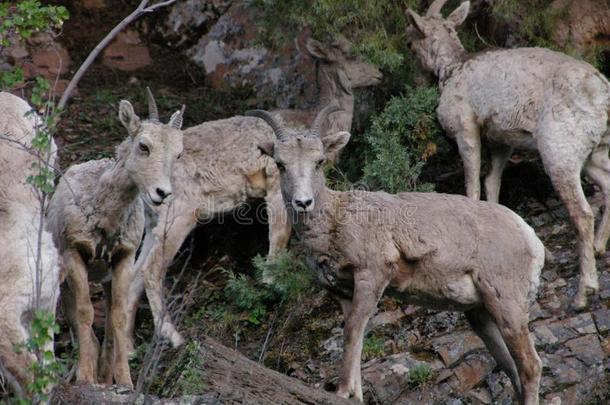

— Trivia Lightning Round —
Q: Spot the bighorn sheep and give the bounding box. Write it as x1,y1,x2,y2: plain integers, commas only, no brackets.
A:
46,89,184,388
406,0,610,309
125,38,382,346
247,105,545,404
0,92,60,396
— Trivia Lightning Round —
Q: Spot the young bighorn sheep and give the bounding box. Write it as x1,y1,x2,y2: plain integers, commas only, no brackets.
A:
406,0,610,309
46,89,184,388
247,105,545,404
125,38,382,346
0,92,60,396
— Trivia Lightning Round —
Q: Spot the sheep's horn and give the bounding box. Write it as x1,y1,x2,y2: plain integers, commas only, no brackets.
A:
245,110,288,139
311,104,342,137
169,105,186,129
426,0,448,16
146,87,159,122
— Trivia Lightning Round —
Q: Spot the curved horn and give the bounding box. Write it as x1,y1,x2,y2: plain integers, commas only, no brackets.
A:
169,105,186,129
311,104,342,137
146,87,159,122
426,0,448,16
245,110,288,139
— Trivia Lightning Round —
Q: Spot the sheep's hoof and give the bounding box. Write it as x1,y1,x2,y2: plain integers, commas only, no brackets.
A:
594,238,607,256
170,332,185,348
336,389,350,399
571,283,597,311
571,295,588,312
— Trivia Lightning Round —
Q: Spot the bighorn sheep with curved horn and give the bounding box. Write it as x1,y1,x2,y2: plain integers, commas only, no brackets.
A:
247,105,545,404
406,0,610,309
47,88,185,388
124,37,382,347
0,92,61,397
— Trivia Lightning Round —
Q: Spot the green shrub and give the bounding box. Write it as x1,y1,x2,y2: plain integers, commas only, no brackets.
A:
490,0,568,50
224,271,269,325
0,1,68,46
14,310,63,404
0,1,69,92
248,0,420,72
252,250,313,304
208,251,312,328
362,85,440,193
408,363,434,388
362,334,386,361
158,341,207,396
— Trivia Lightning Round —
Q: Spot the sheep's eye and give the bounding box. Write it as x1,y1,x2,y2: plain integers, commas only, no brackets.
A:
177,152,183,160
139,142,150,154
315,159,325,170
276,162,286,172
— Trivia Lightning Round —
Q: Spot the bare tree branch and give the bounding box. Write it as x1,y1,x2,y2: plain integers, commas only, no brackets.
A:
57,0,177,111
143,0,177,12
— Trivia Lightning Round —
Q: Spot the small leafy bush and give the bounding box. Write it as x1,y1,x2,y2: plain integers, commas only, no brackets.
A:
252,250,313,304
408,363,434,388
0,1,68,46
212,251,312,327
491,0,566,50
362,334,387,361
14,310,63,403
248,0,421,72
224,271,269,325
362,85,440,193
0,1,69,91
158,341,207,396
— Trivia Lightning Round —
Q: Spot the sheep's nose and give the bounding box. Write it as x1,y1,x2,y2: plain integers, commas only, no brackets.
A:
156,188,171,200
294,198,313,210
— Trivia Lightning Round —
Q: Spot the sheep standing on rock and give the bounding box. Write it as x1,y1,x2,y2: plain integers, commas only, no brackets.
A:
46,89,184,388
405,0,610,309
0,92,60,396
247,105,545,404
124,37,382,347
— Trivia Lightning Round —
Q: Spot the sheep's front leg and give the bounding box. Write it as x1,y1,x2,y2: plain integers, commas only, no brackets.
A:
263,186,291,284
125,223,158,353
110,252,136,388
336,274,386,401
64,249,99,383
98,281,114,384
456,125,482,200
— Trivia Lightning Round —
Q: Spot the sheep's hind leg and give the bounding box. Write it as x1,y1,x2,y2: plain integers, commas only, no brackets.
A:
475,282,541,405
584,143,610,254
484,143,512,203
0,314,37,396
539,136,597,309
455,124,482,200
465,307,521,397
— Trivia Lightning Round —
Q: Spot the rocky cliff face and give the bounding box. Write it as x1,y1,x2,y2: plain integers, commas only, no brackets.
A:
161,1,319,110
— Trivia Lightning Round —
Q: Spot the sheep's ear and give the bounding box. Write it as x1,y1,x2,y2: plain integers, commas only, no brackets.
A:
406,9,429,35
118,100,141,136
305,38,338,62
447,1,470,27
322,131,350,158
258,141,274,157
